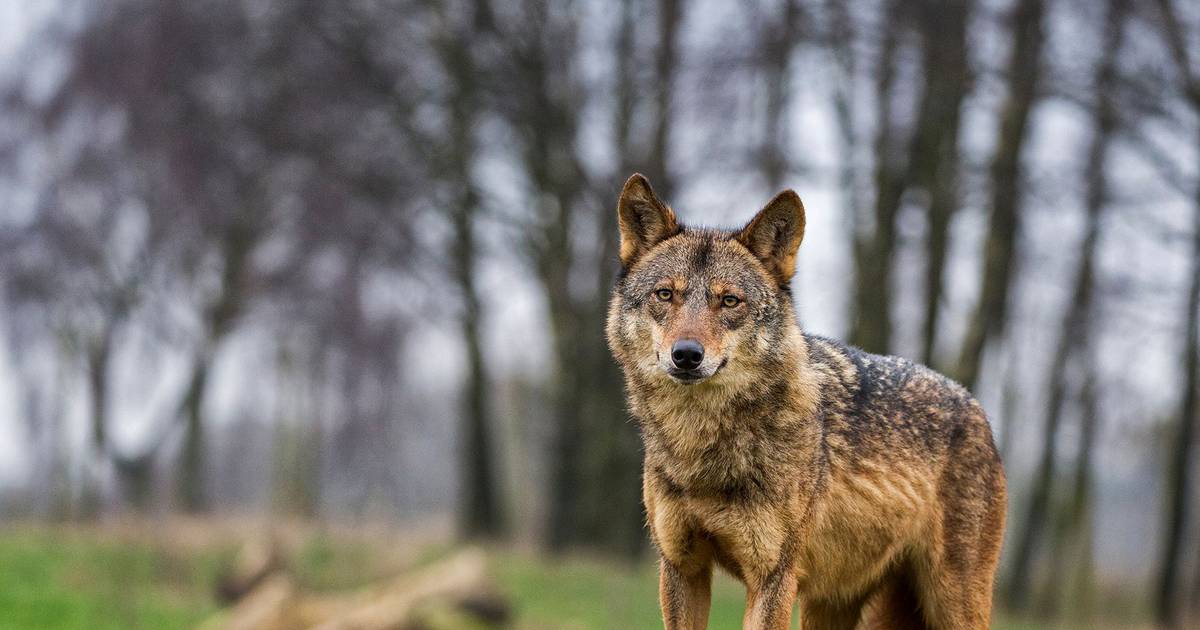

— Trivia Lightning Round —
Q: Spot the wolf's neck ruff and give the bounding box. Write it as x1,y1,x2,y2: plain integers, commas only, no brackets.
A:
632,329,824,503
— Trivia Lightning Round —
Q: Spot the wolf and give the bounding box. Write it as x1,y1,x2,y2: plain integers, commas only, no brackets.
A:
605,174,1007,629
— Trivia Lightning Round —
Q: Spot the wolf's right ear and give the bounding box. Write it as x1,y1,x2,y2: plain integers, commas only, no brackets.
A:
617,173,679,266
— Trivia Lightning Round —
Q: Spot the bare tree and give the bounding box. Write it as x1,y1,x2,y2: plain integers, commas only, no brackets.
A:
4,0,432,515
1010,2,1129,614
849,0,973,362
911,0,972,367
850,0,908,355
955,0,1047,391
759,0,802,192
645,0,683,197
435,0,505,540
483,0,591,551
1150,0,1200,624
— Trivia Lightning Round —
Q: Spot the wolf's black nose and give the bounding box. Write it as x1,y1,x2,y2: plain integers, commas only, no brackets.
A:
671,339,705,370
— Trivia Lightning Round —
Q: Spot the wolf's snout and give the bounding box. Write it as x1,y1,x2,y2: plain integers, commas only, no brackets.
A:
670,339,705,370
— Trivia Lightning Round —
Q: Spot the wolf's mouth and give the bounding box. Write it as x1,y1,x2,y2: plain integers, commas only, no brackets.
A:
667,369,705,383
665,358,727,385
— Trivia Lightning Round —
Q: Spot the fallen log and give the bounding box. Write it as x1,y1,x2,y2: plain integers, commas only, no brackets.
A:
205,547,510,629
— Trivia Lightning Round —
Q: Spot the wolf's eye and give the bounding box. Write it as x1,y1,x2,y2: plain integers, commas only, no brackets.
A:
721,295,741,308
655,289,674,302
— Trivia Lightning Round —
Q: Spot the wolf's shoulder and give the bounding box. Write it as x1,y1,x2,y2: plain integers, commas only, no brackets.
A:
801,333,988,454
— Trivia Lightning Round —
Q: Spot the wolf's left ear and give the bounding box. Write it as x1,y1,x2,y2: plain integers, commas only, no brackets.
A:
618,173,679,266
735,190,806,285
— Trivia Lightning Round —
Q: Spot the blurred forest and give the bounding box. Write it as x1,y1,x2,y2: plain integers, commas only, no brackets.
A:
1,0,1200,626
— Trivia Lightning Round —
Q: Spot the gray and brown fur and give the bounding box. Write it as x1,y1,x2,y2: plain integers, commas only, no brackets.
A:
606,174,1006,629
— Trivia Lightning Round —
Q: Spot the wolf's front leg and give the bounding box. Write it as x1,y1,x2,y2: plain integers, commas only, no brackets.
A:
659,557,712,630
742,563,798,630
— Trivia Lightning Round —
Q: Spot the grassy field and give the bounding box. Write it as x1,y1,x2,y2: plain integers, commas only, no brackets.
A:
0,522,1149,629
0,527,225,629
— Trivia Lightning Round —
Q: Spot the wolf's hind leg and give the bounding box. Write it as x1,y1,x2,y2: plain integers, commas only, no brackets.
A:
857,568,930,630
913,430,1007,629
798,597,864,630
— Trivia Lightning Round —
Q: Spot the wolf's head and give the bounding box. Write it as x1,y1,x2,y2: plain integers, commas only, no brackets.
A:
606,173,806,391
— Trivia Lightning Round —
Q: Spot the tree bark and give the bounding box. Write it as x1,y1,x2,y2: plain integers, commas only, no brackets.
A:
827,0,861,251
178,353,211,512
911,0,972,367
545,243,584,552
1151,1,1200,625
453,175,503,541
1036,363,1099,618
1069,368,1099,616
442,1,504,541
80,327,114,517
760,0,800,192
1158,163,1200,628
179,214,254,512
850,0,906,355
644,0,682,198
1005,0,1121,612
954,0,1046,391
503,2,588,551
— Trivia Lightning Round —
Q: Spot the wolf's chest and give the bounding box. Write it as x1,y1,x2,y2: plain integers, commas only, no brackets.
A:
645,417,788,503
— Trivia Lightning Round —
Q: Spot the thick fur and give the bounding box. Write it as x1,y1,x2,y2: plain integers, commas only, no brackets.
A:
606,174,1006,630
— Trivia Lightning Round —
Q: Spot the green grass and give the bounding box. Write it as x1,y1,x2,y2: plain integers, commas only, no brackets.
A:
0,528,227,630
490,555,1086,630
0,525,1152,629
495,552,747,629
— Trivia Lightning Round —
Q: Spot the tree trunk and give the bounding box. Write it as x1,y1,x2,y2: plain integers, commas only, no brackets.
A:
1156,128,1200,630
178,215,252,513
997,349,1020,465
115,457,155,510
443,2,503,540
850,0,906,355
911,0,971,367
455,210,502,539
501,2,591,554
1150,2,1200,625
954,0,1045,391
545,255,584,552
827,0,863,270
760,0,800,192
1070,369,1099,617
80,329,114,518
1005,0,1120,611
1034,2,1126,617
47,343,73,520
644,0,682,198
178,354,211,512
544,0,685,557
85,318,160,512
86,332,112,451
